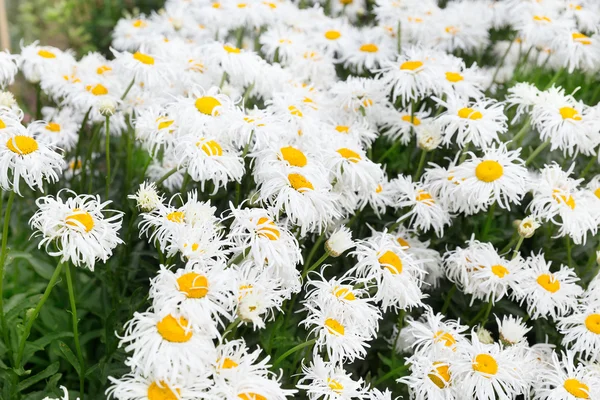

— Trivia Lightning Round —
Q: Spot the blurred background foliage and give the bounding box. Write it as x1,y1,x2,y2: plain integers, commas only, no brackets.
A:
7,0,165,56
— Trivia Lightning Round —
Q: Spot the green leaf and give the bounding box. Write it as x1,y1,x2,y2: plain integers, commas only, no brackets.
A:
22,332,74,363
57,341,80,375
9,252,55,280
17,361,59,391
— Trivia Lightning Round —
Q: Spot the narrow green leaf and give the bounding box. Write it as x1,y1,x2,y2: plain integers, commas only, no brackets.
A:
17,361,59,391
9,252,54,280
57,341,81,375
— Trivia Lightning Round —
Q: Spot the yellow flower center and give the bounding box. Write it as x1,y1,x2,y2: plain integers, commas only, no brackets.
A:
325,30,341,40
166,211,185,223
457,107,483,120
340,0,353,4
491,264,509,278
335,125,349,133
133,19,147,28
97,65,112,75
397,238,410,248
472,354,498,376
288,105,303,117
237,2,247,7
257,217,280,240
45,122,61,132
324,318,345,336
378,250,403,274
279,146,307,167
585,314,600,334
66,209,95,232
147,381,180,400
375,184,383,193
333,286,356,301
446,72,464,82
0,119,5,129
564,378,590,399
559,106,582,121
416,191,434,204
594,188,600,199
6,136,39,155
219,357,239,369
552,189,576,209
400,60,423,71
434,330,456,347
337,148,361,163
288,173,314,192
200,140,223,156
177,272,209,298
37,49,56,59
445,26,458,35
157,119,174,130
238,393,266,400
195,96,221,115
224,45,241,53
475,160,504,182
156,315,192,342
533,15,552,22
87,84,108,96
572,32,591,45
537,274,560,293
133,52,155,65
428,362,451,389
359,43,378,52
327,378,344,392
401,115,421,126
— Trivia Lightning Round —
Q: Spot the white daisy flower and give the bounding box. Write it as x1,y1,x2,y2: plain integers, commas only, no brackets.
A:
149,262,236,338
512,252,583,321
297,355,370,400
30,189,123,270
496,315,531,346
0,51,18,88
558,302,600,362
106,371,212,400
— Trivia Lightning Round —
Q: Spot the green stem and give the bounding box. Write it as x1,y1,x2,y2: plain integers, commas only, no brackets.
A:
305,231,326,268
219,71,228,89
511,236,524,260
379,140,402,163
566,237,572,269
481,301,494,324
236,27,245,48
581,157,597,179
0,190,15,364
242,82,255,109
155,166,179,186
65,263,85,399
396,21,402,54
71,107,92,185
458,142,471,163
486,37,515,92
105,116,111,199
120,77,135,101
510,116,531,148
221,318,240,342
441,284,457,314
544,67,564,90
35,84,42,120
414,149,427,181
80,123,101,191
525,141,550,166
16,261,64,367
272,338,317,368
373,364,410,386
301,251,330,279
481,202,496,241
236,130,254,206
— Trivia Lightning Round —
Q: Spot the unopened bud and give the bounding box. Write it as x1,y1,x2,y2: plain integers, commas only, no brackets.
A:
0,91,16,108
476,326,494,344
518,216,539,238
98,98,117,116
325,226,355,257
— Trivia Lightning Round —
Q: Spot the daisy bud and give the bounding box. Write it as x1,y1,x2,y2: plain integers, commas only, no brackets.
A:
128,181,163,212
497,315,530,346
476,326,494,344
98,98,117,116
0,91,16,108
596,250,600,266
325,226,355,257
518,216,539,238
417,124,442,151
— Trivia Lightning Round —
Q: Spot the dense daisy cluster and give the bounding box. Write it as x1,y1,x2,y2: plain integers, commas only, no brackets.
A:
1,0,600,399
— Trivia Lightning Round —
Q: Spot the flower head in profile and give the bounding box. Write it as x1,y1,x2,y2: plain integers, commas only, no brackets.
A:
30,189,123,270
